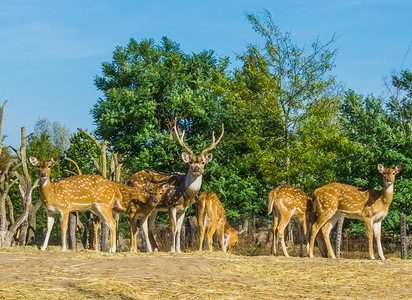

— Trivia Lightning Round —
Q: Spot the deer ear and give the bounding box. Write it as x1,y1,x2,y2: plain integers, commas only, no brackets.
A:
395,164,402,173
377,164,385,173
50,157,58,165
29,156,38,166
181,152,191,163
204,153,213,164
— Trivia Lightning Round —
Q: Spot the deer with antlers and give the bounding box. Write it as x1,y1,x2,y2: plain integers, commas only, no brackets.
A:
30,157,123,253
309,164,402,260
128,118,224,253
197,191,245,253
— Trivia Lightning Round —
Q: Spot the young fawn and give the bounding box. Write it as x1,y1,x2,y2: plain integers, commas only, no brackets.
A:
309,164,402,260
30,157,123,253
114,182,164,252
197,191,245,253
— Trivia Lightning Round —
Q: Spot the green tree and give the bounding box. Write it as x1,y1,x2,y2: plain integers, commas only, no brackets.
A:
24,119,71,244
31,118,70,158
231,11,344,189
339,89,412,233
390,69,412,127
92,37,229,172
63,130,99,177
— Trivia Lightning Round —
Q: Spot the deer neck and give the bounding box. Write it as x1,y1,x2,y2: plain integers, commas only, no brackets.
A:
183,172,203,201
381,183,394,206
39,177,54,205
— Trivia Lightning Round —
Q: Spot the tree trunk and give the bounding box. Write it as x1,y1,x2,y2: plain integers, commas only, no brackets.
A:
68,212,77,250
27,200,42,245
100,224,109,252
0,230,12,247
18,220,28,246
334,217,344,258
284,121,291,185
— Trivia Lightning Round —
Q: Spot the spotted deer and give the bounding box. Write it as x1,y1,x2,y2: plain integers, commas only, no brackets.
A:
197,191,245,253
128,118,224,253
90,181,163,252
309,164,402,260
114,182,164,252
268,185,326,257
29,157,123,253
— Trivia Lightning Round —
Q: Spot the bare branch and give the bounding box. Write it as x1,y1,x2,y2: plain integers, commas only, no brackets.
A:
78,128,102,150
64,157,82,175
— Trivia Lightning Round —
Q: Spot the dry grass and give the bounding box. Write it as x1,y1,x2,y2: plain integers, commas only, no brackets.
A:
0,246,411,299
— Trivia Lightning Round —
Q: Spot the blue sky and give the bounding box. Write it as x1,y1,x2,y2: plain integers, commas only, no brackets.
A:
1,0,411,147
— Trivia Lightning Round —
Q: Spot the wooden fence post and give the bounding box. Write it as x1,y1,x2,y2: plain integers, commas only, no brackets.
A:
400,213,407,260
335,217,344,258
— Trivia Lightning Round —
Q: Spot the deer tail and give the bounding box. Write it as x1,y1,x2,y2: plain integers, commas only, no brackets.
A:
268,190,275,215
206,199,213,220
312,193,317,213
114,186,126,213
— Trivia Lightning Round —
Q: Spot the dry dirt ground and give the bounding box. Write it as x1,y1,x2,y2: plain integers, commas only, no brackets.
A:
0,246,411,299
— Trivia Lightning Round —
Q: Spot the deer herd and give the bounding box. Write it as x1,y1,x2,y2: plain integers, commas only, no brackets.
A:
29,118,402,260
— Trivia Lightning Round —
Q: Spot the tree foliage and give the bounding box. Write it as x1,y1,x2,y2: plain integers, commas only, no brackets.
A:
228,11,348,191
339,88,412,233
5,12,407,245
92,37,229,171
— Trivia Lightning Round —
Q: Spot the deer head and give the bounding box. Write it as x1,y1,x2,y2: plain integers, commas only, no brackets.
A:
378,164,402,187
142,181,169,206
30,157,58,182
173,118,224,176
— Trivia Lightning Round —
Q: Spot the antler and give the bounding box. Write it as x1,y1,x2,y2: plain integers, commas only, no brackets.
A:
173,118,194,155
201,123,224,155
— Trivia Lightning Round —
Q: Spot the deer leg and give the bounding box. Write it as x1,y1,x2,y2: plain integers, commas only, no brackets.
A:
175,210,186,253
321,214,340,258
197,211,206,251
130,215,138,252
206,220,218,251
41,213,55,251
141,216,153,253
148,211,158,252
60,211,70,251
296,219,304,258
215,223,226,252
107,212,117,253
302,217,311,256
309,213,334,258
373,221,385,260
92,216,100,251
364,218,375,260
315,230,328,258
271,213,279,256
278,212,292,257
168,208,178,252
93,207,117,253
